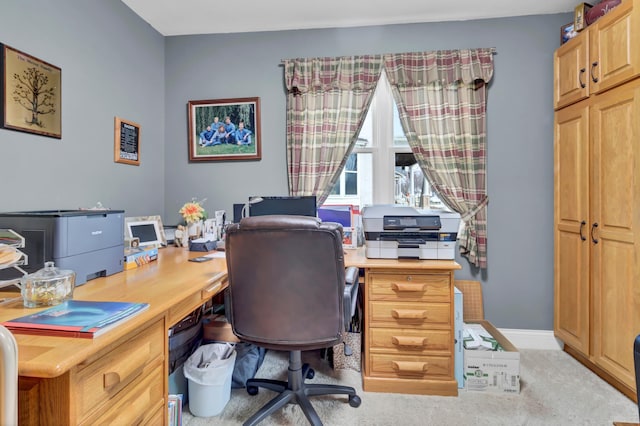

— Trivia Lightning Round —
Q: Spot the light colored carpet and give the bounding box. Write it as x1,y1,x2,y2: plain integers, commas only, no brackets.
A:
183,348,639,426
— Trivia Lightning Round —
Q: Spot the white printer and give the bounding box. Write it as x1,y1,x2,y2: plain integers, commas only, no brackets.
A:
362,205,460,260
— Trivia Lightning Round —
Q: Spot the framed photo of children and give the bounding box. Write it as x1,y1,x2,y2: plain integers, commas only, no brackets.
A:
1,44,62,139
188,97,261,162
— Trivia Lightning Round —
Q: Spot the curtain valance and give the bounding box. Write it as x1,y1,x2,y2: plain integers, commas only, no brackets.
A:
383,48,495,87
283,48,495,93
283,56,384,93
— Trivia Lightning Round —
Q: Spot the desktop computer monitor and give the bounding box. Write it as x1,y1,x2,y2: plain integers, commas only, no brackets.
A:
248,196,317,218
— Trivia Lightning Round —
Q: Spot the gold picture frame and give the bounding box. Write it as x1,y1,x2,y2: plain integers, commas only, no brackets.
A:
114,116,141,166
1,44,61,139
574,3,593,32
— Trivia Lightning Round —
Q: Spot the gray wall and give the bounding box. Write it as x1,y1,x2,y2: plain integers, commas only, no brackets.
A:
1,0,571,331
165,14,571,330
0,0,165,217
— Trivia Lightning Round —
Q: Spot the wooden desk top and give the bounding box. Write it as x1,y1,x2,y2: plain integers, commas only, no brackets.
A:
1,246,459,379
0,247,227,379
345,248,461,271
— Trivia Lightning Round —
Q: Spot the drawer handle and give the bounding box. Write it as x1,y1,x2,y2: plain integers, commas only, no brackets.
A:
103,365,144,391
392,336,428,347
204,282,222,294
391,309,427,320
103,371,121,388
392,360,428,373
391,283,426,292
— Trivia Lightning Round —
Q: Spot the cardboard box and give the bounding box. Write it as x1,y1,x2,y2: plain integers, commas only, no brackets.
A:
124,246,158,270
463,320,520,393
203,314,240,343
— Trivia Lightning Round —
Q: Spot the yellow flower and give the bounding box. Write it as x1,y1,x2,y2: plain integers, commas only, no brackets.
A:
179,198,207,224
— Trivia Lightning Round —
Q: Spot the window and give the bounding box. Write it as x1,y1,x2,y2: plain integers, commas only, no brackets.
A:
325,73,443,210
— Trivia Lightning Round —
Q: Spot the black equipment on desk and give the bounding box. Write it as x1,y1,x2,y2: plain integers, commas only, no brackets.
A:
247,196,317,218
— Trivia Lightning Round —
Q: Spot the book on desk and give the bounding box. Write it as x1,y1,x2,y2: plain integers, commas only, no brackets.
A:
1,300,149,338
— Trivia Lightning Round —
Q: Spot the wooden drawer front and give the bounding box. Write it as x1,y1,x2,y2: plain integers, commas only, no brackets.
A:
369,301,450,328
75,320,164,420
369,353,451,379
201,279,225,301
369,327,452,354
169,292,203,325
369,273,450,302
81,362,164,426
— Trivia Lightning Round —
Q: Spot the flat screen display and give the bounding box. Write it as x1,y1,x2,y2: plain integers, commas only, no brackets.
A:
248,196,317,218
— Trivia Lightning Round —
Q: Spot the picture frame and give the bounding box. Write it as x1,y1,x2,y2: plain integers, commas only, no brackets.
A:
0,44,62,139
560,22,577,45
124,215,167,248
574,3,593,32
114,116,141,166
188,97,261,162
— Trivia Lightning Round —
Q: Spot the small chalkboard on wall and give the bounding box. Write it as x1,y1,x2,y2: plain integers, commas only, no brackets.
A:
114,116,141,166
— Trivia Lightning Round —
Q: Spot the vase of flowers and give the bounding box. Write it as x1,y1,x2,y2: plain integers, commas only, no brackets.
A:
179,198,207,239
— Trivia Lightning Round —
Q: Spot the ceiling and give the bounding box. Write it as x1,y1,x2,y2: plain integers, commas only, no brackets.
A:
121,0,577,36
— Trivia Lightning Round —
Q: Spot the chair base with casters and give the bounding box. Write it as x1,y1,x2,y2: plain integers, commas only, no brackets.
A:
243,350,361,426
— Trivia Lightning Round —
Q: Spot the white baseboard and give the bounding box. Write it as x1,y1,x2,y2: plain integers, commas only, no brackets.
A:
497,328,564,350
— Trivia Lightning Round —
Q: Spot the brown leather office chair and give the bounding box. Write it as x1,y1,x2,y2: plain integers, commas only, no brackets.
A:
225,215,361,426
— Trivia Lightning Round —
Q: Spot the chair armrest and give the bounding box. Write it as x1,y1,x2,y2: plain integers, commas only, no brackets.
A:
343,266,360,328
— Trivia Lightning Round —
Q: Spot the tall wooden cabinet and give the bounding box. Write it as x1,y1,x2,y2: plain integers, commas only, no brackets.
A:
554,0,640,400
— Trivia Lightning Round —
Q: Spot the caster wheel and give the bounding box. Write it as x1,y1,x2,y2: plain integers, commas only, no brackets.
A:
348,395,361,408
306,368,315,380
247,386,259,396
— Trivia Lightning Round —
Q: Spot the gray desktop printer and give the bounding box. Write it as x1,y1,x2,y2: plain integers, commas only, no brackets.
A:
362,205,460,260
0,210,125,285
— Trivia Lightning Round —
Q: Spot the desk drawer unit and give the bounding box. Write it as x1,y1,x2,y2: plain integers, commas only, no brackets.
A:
74,319,165,423
364,270,457,396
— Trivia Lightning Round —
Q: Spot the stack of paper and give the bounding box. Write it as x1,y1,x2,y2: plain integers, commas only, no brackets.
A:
463,323,503,351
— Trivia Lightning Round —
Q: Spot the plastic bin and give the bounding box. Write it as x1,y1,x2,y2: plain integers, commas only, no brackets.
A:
184,343,237,417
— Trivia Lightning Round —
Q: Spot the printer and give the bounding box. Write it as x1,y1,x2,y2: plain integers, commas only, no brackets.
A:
0,210,125,285
362,205,461,260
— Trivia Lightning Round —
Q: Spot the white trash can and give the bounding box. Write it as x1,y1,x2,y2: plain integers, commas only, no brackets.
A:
184,343,237,417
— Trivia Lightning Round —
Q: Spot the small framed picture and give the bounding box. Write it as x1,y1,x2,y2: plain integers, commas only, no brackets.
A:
574,3,593,32
561,23,577,45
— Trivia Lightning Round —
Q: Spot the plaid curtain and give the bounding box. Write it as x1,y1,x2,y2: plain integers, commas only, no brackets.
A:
283,56,383,205
384,49,494,268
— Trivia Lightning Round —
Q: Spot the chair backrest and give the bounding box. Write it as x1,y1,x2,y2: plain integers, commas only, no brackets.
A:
225,215,346,351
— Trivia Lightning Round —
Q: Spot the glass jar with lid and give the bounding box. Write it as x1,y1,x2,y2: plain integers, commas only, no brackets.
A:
21,261,75,308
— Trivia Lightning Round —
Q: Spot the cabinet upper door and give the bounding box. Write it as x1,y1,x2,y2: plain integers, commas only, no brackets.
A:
590,0,640,94
554,35,589,110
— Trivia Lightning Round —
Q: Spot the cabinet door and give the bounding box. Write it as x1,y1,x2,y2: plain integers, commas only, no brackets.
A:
590,79,640,389
590,0,640,94
554,34,589,110
554,101,590,353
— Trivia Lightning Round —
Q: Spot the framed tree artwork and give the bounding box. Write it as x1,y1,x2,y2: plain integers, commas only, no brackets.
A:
188,97,261,162
0,44,62,139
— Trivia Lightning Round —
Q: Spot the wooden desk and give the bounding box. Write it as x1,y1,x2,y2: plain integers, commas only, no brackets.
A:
345,249,461,396
0,247,227,426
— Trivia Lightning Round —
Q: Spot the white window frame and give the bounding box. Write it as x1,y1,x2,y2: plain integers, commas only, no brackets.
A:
326,72,414,207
